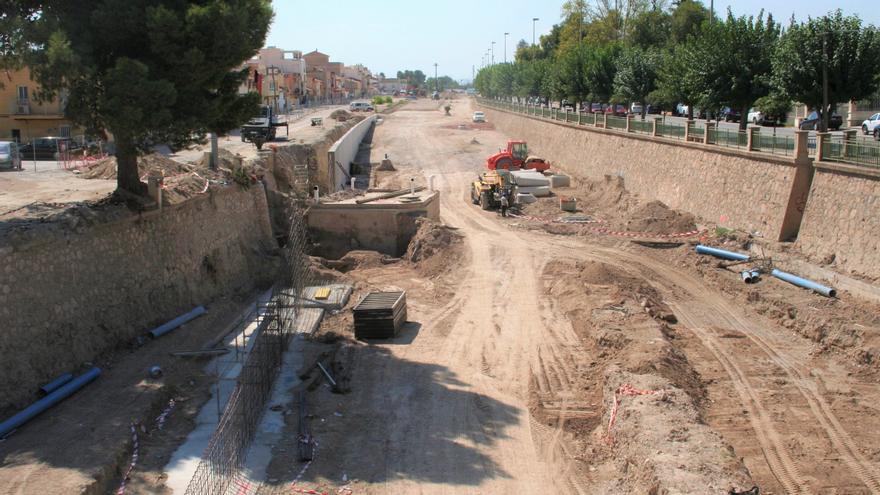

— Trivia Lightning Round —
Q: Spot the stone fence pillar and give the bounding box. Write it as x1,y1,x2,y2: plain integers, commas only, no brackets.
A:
703,121,715,145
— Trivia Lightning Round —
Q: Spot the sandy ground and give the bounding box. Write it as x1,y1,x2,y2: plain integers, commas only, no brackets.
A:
255,98,880,494
4,97,880,494
0,105,348,229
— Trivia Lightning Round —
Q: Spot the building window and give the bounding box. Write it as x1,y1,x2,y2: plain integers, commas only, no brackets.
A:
17,86,28,101
59,125,71,138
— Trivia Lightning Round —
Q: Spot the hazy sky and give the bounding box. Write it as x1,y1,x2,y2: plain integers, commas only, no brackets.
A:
266,0,878,81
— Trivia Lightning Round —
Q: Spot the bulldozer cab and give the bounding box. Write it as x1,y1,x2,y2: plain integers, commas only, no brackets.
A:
509,141,528,161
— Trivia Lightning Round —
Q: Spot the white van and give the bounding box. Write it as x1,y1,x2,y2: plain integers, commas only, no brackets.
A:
349,101,374,112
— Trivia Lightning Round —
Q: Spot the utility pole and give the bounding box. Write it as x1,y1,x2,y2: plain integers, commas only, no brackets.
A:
710,0,714,22
472,65,475,84
533,18,539,46
504,32,509,63
822,32,829,133
491,41,496,65
433,63,439,92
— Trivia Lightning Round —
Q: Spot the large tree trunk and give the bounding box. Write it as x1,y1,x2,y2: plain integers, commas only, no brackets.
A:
115,136,146,196
739,104,749,132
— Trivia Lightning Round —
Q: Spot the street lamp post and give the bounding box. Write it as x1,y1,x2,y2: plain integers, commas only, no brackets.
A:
532,18,539,46
491,41,496,65
433,63,439,92
504,32,509,63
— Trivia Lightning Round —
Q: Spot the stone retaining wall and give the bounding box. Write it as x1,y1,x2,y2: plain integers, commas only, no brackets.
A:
796,163,880,281
0,185,278,411
482,107,804,240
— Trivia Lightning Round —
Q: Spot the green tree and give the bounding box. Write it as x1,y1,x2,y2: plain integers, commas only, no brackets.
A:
669,0,708,44
555,42,591,103
584,43,621,102
772,11,880,131
20,1,273,195
655,42,702,118
629,9,672,48
613,47,661,117
687,10,780,129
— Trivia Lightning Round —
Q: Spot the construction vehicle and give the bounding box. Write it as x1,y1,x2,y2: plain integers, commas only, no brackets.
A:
471,169,516,213
241,105,289,150
486,140,550,172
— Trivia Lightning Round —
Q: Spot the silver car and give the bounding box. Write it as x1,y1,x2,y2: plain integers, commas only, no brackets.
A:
0,141,22,170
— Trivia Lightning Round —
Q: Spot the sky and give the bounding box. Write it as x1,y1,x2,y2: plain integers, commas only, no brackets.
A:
266,0,878,82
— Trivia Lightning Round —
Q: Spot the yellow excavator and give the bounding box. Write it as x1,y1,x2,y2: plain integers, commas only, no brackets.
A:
471,169,515,213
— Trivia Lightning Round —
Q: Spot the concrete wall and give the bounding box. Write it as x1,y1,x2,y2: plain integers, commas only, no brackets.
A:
482,107,806,240
307,191,440,258
328,115,376,191
0,186,278,410
796,163,880,281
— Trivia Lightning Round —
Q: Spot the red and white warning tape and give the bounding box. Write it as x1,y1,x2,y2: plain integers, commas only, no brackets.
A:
139,171,211,194
604,383,661,444
286,436,353,495
509,212,704,239
116,424,139,495
116,399,176,494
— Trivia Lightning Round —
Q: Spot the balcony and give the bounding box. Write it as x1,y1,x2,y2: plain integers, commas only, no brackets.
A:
8,98,64,117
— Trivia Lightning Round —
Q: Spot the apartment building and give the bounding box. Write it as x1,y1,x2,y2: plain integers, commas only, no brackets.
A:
0,67,80,142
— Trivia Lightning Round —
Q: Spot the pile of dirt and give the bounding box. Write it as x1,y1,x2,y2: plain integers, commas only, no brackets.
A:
538,259,751,492
624,200,697,234
80,153,192,180
405,218,464,278
194,148,243,171
316,250,396,273
330,109,353,121
592,368,754,494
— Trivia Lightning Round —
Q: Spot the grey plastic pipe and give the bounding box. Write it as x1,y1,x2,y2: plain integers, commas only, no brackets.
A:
149,306,207,339
771,269,837,298
0,367,101,438
695,245,750,261
39,373,74,396
740,271,754,283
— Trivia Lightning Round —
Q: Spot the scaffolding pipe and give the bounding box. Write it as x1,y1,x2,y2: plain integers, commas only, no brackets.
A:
39,373,74,396
0,367,101,438
149,306,207,339
771,269,837,298
695,245,750,261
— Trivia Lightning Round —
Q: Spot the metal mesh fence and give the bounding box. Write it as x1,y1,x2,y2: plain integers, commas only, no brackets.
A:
183,198,316,495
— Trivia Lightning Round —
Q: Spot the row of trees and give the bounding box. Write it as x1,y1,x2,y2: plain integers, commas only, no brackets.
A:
474,1,880,131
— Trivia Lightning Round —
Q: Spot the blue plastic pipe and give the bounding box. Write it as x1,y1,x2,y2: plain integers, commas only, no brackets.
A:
149,306,207,339
695,245,750,261
0,367,101,438
771,269,837,298
39,373,74,396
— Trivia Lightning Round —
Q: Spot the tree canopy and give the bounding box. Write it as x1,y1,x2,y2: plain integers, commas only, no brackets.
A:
7,0,273,195
772,10,880,131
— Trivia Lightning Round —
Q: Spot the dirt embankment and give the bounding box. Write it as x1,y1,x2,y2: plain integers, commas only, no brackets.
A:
537,259,754,493
518,174,698,238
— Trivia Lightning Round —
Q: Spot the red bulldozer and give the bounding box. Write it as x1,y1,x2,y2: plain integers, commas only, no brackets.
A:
486,140,550,172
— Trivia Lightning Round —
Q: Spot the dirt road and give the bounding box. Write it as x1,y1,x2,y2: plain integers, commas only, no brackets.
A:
268,98,880,494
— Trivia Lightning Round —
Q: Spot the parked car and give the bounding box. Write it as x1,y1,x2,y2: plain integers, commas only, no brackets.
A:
747,108,784,126
0,140,22,170
605,104,627,117
720,107,741,122
590,103,603,114
630,102,643,115
799,111,843,131
18,137,81,161
472,111,486,123
349,101,374,112
675,103,689,117
646,104,664,115
561,99,575,111
861,113,880,135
